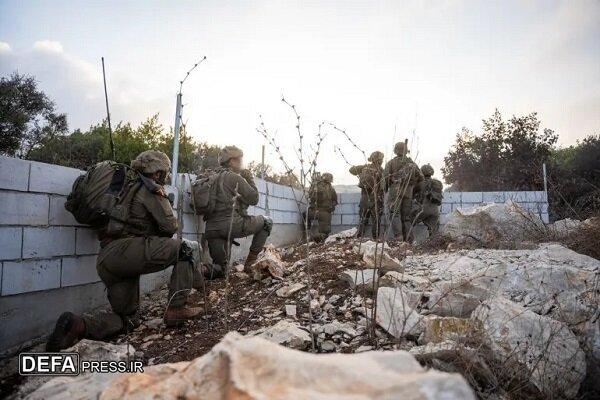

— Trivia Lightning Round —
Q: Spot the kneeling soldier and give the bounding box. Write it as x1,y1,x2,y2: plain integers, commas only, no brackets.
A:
47,150,201,352
204,146,272,277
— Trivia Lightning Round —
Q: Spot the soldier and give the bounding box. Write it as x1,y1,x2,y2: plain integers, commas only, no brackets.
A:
349,151,384,238
305,172,338,242
204,146,272,277
46,150,201,351
412,164,443,236
384,141,423,241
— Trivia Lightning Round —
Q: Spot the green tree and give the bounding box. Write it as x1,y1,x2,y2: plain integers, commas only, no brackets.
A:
442,110,557,191
0,72,68,156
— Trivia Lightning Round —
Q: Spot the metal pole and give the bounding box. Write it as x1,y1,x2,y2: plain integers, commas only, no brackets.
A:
171,92,182,186
262,145,270,215
101,57,115,160
261,145,266,180
542,162,548,195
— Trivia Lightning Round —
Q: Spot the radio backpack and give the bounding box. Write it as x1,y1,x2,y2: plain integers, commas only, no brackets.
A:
64,161,131,227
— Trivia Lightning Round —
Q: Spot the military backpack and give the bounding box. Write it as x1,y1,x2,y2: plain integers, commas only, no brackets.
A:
358,165,382,192
191,170,225,218
424,178,444,205
64,161,133,227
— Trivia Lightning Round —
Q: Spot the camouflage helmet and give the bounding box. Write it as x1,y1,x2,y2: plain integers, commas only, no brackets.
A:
393,142,407,156
322,172,333,183
131,150,171,174
368,151,384,164
218,145,244,165
421,164,434,177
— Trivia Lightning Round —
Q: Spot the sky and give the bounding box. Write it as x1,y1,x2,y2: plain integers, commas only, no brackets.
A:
1,0,599,184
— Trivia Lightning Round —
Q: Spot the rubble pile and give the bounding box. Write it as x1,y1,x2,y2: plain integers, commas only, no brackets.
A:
8,219,599,399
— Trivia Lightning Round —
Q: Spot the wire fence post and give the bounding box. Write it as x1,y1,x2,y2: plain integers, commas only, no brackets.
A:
171,92,182,187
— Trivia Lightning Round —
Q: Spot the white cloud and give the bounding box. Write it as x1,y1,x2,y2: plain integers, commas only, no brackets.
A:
0,42,11,53
33,40,63,53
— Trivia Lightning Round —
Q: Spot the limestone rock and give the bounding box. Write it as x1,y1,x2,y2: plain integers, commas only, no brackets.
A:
276,282,306,298
359,241,403,273
324,227,357,244
36,332,475,399
472,296,586,399
249,320,312,350
376,287,423,338
379,271,430,290
419,316,472,344
442,200,543,243
340,269,378,292
251,245,285,281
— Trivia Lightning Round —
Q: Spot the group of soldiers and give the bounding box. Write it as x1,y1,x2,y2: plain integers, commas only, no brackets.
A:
46,141,441,351
305,141,443,242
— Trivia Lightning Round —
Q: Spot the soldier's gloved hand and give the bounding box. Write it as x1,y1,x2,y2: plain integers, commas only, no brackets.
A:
240,169,254,182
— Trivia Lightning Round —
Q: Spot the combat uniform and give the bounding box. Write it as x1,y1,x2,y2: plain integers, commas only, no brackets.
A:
411,164,443,236
349,151,384,239
47,151,200,351
384,142,423,241
204,147,271,277
305,173,338,241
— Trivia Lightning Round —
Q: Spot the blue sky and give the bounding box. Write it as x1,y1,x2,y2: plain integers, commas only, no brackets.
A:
1,0,598,183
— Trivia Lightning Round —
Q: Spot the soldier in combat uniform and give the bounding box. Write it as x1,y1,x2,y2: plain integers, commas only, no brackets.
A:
204,146,272,277
304,172,338,242
349,151,384,239
384,141,423,241
412,164,443,236
47,150,202,351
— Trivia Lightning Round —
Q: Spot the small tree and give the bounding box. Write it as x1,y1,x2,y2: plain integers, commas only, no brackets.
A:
0,72,68,156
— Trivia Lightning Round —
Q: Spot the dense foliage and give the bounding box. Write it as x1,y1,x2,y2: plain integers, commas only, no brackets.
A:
443,110,599,219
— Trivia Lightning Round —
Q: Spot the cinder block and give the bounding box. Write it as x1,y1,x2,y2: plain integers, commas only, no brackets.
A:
1,258,61,295
273,183,285,198
282,186,294,199
0,192,49,226
293,188,305,200
23,227,75,259
0,227,22,261
541,212,549,224
255,179,267,195
342,214,359,225
268,197,280,210
61,256,100,287
257,194,266,209
482,192,506,203
28,161,83,195
461,192,483,203
182,213,201,235
331,214,342,225
75,228,99,255
504,191,538,203
281,198,299,212
273,211,286,224
49,195,81,226
341,192,361,204
0,156,30,191
444,192,461,203
341,203,357,214
441,203,452,214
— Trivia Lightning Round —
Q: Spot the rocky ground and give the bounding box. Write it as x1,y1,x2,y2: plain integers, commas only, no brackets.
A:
2,201,599,399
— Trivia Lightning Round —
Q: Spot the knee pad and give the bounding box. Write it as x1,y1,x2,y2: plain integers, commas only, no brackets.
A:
263,216,273,234
179,238,201,263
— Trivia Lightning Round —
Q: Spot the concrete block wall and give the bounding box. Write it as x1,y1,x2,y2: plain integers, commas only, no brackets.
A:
0,156,305,354
331,188,550,233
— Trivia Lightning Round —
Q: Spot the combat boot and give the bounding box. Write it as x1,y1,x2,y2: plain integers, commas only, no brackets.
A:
164,305,203,327
244,249,261,270
46,312,86,352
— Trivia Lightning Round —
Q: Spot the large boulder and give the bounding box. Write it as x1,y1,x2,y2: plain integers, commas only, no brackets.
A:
471,296,586,399
29,332,476,399
442,200,543,243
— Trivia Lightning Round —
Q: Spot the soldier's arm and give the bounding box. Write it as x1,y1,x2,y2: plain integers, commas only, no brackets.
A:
145,191,178,236
349,165,364,176
231,172,259,206
331,187,338,209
